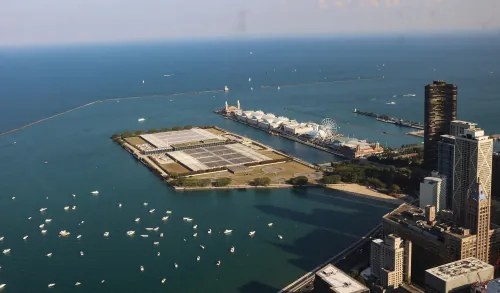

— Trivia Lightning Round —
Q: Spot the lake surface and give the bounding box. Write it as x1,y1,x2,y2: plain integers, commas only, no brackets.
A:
0,35,499,292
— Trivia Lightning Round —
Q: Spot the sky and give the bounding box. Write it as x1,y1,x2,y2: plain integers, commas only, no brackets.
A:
1,0,499,46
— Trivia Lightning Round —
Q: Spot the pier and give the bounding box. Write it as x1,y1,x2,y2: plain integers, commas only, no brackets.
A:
353,109,424,130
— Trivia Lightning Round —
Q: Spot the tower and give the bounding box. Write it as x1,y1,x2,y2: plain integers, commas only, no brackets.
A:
453,127,493,226
424,80,457,170
466,180,491,263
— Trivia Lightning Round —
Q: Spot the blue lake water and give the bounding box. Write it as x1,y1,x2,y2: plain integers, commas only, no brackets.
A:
0,35,499,292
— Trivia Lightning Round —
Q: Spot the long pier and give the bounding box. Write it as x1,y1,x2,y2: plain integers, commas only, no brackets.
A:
0,89,224,137
353,109,424,130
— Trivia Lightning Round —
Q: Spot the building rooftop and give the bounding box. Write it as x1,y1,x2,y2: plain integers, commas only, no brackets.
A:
426,257,493,282
316,264,369,293
451,120,478,126
383,203,474,240
141,128,224,149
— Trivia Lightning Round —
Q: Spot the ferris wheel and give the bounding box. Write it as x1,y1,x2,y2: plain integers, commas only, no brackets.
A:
320,118,338,140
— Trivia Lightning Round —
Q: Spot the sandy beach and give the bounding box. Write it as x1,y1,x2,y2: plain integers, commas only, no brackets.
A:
325,183,404,204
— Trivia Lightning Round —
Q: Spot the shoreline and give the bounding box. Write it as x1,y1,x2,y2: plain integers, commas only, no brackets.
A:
325,183,404,204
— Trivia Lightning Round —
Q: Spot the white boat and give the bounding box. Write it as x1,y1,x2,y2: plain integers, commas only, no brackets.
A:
278,235,283,240
11,197,15,200
174,263,178,269
80,251,84,256
0,284,5,289
154,242,159,246
28,217,32,220
101,280,105,283
127,231,135,236
224,229,233,235
140,235,149,238
251,87,254,91
216,260,221,266
200,245,205,250
142,80,145,84
143,202,148,206
166,210,172,214
72,206,76,210
2,249,11,254
249,231,256,236
224,85,229,92
193,225,197,229
162,278,166,284
208,229,212,234
45,219,52,223
153,227,159,232
248,77,252,82
268,223,273,227
0,236,3,241
40,208,47,212
76,234,81,239
46,252,52,257
197,256,200,261
41,230,47,234
91,190,99,195
135,218,140,222
39,224,45,228
149,209,155,214
193,233,198,237
118,203,122,208
230,246,235,253
64,206,70,211
48,283,55,288
160,233,164,238
162,216,169,221
75,282,81,286
72,194,76,198
182,217,193,222
277,86,281,90
103,232,110,237
59,230,70,237
23,235,28,240
145,228,154,231
140,265,144,272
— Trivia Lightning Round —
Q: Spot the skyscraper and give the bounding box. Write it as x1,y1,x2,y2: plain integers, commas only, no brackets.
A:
370,234,409,289
438,135,456,209
424,80,457,170
453,127,493,227
466,180,491,263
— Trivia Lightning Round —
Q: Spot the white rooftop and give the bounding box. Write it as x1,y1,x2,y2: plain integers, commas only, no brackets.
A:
140,128,223,149
317,264,368,293
426,257,493,281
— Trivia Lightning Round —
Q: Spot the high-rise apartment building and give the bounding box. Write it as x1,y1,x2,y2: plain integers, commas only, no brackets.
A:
452,128,493,227
371,234,408,289
419,175,447,212
493,152,500,199
424,80,457,170
437,135,456,209
450,120,477,137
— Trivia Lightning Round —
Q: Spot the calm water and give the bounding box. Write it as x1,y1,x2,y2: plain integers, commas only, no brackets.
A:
0,36,499,292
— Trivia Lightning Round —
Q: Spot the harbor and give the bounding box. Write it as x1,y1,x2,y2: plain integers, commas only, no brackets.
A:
352,109,424,130
215,101,385,160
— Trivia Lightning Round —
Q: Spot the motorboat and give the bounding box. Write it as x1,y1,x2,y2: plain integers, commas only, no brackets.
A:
63,206,70,211
166,210,172,214
193,233,198,237
174,263,178,269
224,229,232,235
91,191,99,195
0,236,3,241
75,282,81,286
103,232,110,237
154,242,159,246
72,194,76,198
216,260,221,266
268,223,273,227
41,230,47,234
230,246,235,253
193,225,197,229
118,203,122,208
127,231,135,236
23,235,28,240
153,227,159,232
140,235,148,238
45,219,52,223
48,283,55,288
249,231,256,236
143,202,148,206
39,224,45,228
80,251,84,256
46,253,52,257
183,217,193,222
200,245,205,250
140,266,144,272
2,249,11,254
76,234,81,239
72,206,76,210
135,218,140,222
160,233,164,238
145,228,154,231
59,230,70,237
208,229,212,234
149,209,155,214
162,278,166,284
278,235,283,240
162,216,169,221
197,256,200,261
40,208,47,212
28,217,32,220
0,284,5,289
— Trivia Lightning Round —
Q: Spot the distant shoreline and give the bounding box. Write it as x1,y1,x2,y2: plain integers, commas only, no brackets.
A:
325,183,404,205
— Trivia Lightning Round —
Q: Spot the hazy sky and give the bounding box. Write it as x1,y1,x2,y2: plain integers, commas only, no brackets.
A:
1,0,499,46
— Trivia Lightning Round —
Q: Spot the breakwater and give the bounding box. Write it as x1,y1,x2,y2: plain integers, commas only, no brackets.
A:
353,109,424,130
260,76,383,89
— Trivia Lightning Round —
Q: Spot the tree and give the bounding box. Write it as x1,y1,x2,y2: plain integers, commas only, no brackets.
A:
134,130,144,136
147,128,157,134
252,177,271,186
160,127,170,132
323,175,341,184
389,184,401,194
290,176,308,186
183,125,193,130
122,131,133,138
214,177,232,187
172,126,182,131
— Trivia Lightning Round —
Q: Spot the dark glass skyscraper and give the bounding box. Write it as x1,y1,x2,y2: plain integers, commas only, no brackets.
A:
424,80,457,170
